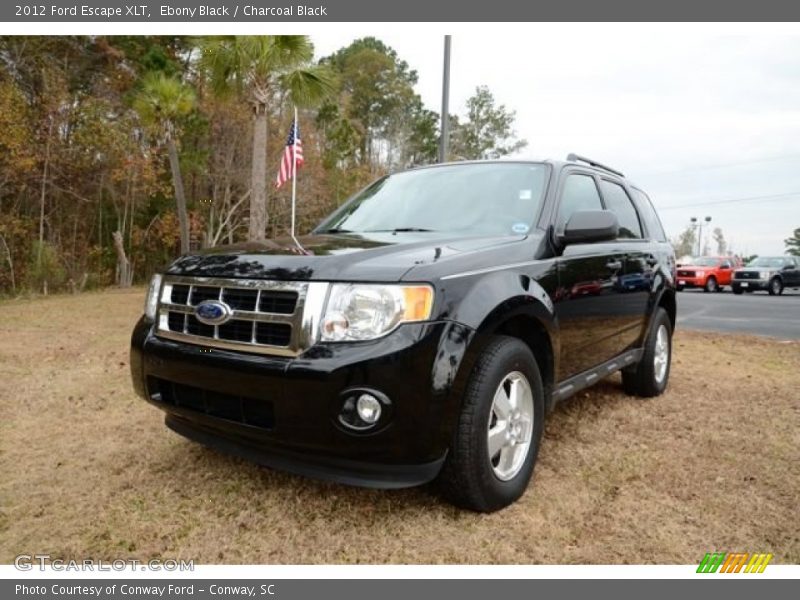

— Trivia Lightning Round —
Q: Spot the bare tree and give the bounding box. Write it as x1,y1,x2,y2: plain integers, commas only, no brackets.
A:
712,227,726,255
112,230,133,288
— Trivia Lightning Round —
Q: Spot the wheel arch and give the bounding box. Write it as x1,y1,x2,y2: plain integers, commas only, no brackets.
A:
656,287,677,332
434,269,559,445
449,296,558,416
492,314,556,412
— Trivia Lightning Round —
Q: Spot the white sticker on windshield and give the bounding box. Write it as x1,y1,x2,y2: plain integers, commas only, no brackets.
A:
519,189,532,200
512,222,530,234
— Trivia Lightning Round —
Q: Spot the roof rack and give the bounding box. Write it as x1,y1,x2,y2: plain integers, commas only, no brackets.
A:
566,153,624,177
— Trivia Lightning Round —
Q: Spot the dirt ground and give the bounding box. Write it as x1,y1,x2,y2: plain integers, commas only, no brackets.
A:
1,288,798,564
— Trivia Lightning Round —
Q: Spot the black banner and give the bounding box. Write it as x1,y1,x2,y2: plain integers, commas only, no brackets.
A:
4,0,800,22
4,579,798,600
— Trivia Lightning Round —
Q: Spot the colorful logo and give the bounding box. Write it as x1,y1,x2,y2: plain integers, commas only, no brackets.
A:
697,552,773,573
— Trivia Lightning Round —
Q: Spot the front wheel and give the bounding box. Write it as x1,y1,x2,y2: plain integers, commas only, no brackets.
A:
732,285,743,295
622,307,672,398
438,336,544,512
768,277,783,296
704,277,718,293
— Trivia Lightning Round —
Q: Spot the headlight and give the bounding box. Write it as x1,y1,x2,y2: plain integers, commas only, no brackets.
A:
320,283,434,342
144,274,163,322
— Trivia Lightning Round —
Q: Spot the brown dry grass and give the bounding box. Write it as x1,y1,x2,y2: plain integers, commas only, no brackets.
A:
1,288,798,565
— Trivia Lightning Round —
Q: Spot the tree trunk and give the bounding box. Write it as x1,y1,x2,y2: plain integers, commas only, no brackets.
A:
167,137,190,254
249,107,269,241
0,233,15,294
112,230,132,288
38,115,53,269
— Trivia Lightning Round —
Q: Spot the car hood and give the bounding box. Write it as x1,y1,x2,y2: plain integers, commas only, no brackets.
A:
737,267,775,274
165,231,535,282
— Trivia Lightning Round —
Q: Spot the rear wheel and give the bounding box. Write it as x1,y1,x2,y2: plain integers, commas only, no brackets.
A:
622,307,672,398
438,336,544,512
704,277,718,293
768,277,783,296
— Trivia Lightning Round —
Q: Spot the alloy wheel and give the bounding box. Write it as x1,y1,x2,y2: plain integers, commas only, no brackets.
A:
653,324,670,384
487,371,534,481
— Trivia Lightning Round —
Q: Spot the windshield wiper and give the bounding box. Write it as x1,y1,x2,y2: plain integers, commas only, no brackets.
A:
366,227,436,233
317,227,354,234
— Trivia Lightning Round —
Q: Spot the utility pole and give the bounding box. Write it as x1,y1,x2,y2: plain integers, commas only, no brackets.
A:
438,35,451,163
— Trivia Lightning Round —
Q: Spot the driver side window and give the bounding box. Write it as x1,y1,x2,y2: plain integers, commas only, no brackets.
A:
557,174,603,231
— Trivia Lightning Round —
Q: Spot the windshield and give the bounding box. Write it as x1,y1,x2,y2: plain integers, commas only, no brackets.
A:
316,163,549,237
690,257,720,267
747,257,787,268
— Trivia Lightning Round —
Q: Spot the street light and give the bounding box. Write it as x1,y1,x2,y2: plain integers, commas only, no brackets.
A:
690,216,712,256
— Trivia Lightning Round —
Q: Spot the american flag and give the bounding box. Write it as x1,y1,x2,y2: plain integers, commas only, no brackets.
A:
275,119,304,189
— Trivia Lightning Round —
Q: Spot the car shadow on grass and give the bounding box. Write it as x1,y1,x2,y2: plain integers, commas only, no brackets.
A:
150,376,634,520
159,430,457,517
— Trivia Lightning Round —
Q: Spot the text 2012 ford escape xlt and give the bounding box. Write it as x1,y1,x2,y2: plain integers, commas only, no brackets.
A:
130,155,676,512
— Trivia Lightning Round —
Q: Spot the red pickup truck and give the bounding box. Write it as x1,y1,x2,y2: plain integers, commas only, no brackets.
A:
676,256,742,292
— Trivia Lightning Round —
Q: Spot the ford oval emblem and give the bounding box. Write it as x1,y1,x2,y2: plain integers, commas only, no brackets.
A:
194,300,232,325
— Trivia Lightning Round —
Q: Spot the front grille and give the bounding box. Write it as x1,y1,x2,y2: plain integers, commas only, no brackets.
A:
735,271,761,280
155,276,329,357
149,377,274,430
677,269,696,277
169,283,297,313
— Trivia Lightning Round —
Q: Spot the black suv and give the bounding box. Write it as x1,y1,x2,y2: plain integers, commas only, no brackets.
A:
130,155,676,512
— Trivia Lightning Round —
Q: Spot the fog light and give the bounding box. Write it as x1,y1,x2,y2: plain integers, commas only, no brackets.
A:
356,394,381,424
337,389,391,432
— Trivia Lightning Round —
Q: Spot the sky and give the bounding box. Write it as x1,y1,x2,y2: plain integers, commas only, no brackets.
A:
312,25,800,257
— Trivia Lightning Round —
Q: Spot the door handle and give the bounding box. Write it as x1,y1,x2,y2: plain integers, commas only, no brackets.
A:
605,260,622,271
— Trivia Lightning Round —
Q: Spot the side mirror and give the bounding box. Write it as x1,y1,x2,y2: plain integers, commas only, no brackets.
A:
783,264,794,271
561,210,619,245
720,263,731,270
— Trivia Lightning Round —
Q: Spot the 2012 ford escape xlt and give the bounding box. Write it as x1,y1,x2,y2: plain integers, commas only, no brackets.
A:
130,155,676,512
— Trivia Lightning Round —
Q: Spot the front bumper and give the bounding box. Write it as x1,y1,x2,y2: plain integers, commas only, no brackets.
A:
676,276,706,288
732,278,768,291
130,317,472,488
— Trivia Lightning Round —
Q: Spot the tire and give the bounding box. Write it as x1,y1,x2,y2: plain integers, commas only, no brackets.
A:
768,277,783,296
622,307,672,398
732,286,743,295
438,335,545,512
676,285,684,292
704,277,718,293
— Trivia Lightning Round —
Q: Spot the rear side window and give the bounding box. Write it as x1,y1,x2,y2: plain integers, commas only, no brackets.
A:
631,188,667,242
557,174,603,229
600,180,642,239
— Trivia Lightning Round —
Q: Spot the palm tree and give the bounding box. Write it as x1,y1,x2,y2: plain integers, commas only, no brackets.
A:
199,36,335,241
133,72,196,254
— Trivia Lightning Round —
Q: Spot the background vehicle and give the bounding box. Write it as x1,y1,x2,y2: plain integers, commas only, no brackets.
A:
130,155,676,512
732,256,800,295
676,256,741,292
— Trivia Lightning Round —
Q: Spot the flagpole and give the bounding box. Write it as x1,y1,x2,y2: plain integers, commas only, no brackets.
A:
290,106,298,246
